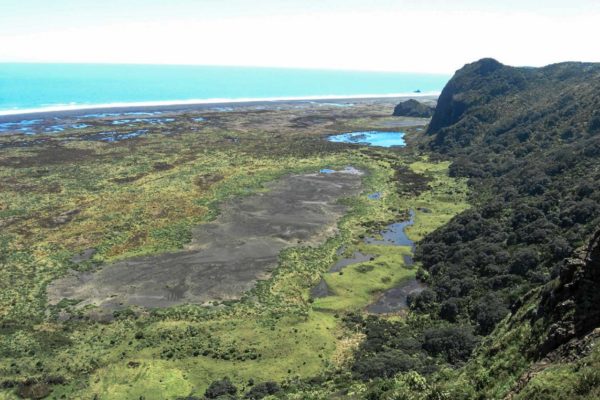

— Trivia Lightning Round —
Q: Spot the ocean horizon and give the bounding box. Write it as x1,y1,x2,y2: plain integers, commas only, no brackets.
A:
0,63,448,116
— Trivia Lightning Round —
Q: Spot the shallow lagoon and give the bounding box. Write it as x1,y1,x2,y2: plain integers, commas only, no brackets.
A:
365,209,416,249
327,131,406,147
0,119,42,134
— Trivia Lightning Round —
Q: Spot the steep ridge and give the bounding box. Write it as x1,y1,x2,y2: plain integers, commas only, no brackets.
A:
535,228,600,357
427,58,600,148
412,59,600,398
415,58,600,331
453,229,600,399
275,59,600,399
427,58,512,134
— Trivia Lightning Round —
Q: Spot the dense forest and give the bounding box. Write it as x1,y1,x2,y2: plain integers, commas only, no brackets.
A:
417,58,600,333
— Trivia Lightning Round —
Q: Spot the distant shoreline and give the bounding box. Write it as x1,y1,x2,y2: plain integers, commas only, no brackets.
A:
0,93,439,121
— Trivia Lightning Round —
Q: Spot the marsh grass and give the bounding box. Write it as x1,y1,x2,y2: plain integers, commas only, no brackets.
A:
0,106,469,398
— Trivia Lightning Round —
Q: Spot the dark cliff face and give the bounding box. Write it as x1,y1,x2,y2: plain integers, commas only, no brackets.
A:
427,58,513,134
426,58,600,152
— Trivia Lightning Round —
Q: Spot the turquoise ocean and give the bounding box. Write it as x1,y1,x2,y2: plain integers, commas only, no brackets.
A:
0,63,449,115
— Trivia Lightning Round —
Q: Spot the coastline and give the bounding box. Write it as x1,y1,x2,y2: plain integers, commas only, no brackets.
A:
0,92,438,121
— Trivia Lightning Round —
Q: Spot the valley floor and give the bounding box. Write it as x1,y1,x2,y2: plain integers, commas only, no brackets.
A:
0,99,468,399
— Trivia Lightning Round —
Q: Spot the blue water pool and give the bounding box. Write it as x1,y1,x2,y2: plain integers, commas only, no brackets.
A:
327,131,405,147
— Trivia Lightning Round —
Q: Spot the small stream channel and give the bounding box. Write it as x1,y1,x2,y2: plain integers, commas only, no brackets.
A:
312,133,425,313
311,207,425,313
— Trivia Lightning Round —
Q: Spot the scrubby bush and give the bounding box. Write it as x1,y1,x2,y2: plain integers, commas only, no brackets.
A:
204,378,237,399
588,115,600,134
422,325,478,364
408,289,437,313
509,248,539,276
439,298,461,322
244,381,280,399
353,350,421,379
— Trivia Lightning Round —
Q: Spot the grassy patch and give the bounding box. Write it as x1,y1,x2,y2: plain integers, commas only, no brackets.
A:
315,245,413,311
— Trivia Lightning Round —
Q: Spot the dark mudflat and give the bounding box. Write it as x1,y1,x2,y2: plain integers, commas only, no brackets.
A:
310,279,333,298
71,248,96,264
47,170,362,310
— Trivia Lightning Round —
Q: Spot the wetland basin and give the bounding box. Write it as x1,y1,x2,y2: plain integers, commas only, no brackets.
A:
365,209,423,313
311,209,422,311
329,251,373,273
47,169,363,310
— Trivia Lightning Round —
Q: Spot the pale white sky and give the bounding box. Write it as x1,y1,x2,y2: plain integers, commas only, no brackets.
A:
1,0,599,73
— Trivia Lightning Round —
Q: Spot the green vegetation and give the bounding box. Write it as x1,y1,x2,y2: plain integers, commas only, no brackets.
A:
325,58,600,399
0,101,472,399
315,244,414,311
3,57,600,399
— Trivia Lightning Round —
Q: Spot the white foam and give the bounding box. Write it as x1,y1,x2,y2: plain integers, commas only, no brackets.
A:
0,92,440,116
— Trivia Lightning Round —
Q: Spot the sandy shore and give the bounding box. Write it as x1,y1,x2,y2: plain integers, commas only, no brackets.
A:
0,94,438,122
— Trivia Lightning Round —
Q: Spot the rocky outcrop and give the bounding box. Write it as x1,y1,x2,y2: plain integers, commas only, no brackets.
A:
392,99,434,118
426,58,600,151
534,228,600,357
426,58,524,134
500,229,600,398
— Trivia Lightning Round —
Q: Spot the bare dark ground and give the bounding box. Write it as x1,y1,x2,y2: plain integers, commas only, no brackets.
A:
47,170,363,310
328,251,374,273
365,278,426,314
310,279,333,298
